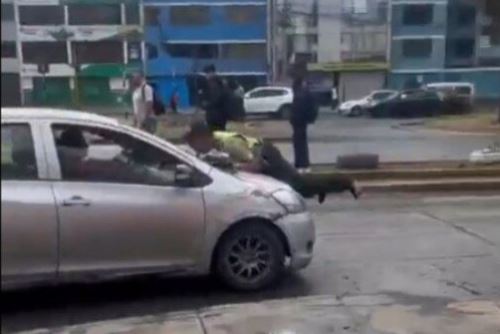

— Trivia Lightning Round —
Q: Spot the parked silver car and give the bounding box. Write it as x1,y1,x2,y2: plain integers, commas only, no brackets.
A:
1,108,315,291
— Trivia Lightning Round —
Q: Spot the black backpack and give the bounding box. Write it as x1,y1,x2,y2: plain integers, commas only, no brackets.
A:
225,91,246,122
306,92,319,124
142,84,166,115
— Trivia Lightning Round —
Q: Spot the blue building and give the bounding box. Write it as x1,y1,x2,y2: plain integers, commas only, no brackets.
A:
389,0,500,100
143,0,269,108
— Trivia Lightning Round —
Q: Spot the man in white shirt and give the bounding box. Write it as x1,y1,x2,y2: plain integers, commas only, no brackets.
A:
131,72,157,134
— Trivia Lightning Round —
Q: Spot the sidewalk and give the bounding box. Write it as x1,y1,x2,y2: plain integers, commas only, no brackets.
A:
16,294,500,334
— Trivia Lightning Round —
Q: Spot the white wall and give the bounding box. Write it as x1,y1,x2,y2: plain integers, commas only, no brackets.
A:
317,0,342,63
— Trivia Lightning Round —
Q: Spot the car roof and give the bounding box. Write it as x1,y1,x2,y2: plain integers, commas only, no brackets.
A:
426,82,474,88
1,107,119,126
254,86,291,91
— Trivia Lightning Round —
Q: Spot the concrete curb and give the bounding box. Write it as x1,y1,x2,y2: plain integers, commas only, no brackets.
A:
361,178,500,193
329,167,500,181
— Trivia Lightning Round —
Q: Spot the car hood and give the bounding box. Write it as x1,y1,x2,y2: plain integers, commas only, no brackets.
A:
233,171,293,195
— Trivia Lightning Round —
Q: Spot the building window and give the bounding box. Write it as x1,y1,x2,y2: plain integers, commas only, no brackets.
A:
170,6,210,26
146,43,158,59
68,4,121,25
403,4,433,25
402,39,432,58
125,4,140,25
73,41,124,64
163,43,218,59
225,5,260,24
19,5,65,25
22,42,68,64
453,39,475,58
1,42,17,58
221,44,266,59
455,5,476,25
1,3,15,21
144,6,160,25
128,42,142,61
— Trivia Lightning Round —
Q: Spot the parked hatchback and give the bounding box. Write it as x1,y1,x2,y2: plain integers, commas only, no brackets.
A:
243,87,293,119
1,108,314,291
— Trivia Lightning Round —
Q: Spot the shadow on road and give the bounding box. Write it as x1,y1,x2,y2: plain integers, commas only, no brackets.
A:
2,273,314,332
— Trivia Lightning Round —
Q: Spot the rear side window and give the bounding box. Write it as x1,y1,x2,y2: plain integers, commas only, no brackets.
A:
249,89,286,98
1,124,38,180
455,86,472,95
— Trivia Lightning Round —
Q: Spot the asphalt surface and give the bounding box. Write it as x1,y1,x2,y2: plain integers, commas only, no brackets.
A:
2,192,500,333
277,112,499,163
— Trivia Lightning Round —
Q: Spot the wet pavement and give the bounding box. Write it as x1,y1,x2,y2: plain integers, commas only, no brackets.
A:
2,193,500,333
277,113,499,163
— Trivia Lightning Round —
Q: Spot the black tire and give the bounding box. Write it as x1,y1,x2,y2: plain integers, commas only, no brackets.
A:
214,222,286,291
277,105,291,120
351,106,362,117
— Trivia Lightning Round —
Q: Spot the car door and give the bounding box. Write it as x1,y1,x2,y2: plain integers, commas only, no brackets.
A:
1,121,58,287
45,122,206,276
267,89,288,112
245,88,273,113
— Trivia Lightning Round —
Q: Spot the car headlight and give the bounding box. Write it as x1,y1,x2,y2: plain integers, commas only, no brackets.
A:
272,189,307,213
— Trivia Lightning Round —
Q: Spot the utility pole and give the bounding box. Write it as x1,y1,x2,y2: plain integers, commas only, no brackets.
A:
268,0,277,84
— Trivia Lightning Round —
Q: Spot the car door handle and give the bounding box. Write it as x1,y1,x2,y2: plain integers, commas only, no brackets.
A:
62,196,91,207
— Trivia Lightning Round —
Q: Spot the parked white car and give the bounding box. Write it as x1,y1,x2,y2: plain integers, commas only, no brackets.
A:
338,90,398,117
244,87,293,119
425,82,475,103
1,108,315,291
470,143,500,164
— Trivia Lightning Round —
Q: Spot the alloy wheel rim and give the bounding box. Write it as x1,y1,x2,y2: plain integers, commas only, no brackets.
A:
226,235,272,282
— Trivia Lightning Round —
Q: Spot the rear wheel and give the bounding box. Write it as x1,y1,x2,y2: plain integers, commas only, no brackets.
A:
214,222,286,291
277,105,291,120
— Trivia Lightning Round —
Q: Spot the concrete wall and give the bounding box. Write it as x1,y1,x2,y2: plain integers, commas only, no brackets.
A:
316,0,341,63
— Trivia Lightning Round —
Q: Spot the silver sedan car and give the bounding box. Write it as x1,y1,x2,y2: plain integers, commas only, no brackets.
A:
1,108,315,291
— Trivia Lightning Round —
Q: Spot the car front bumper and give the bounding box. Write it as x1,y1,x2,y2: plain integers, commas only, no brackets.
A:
275,211,315,270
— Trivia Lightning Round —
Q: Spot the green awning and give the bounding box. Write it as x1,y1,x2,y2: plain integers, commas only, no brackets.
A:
308,62,389,72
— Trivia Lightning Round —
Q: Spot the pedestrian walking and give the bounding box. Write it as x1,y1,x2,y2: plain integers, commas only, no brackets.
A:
170,88,179,114
131,72,157,134
200,64,228,131
227,79,246,122
290,78,318,171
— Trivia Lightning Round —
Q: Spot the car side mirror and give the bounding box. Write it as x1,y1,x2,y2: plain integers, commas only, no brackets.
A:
175,163,194,187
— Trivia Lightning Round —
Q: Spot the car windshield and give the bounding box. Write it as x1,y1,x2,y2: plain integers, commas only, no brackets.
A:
371,92,395,101
3,0,500,333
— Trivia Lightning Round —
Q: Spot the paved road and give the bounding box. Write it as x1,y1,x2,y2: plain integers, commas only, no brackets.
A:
2,193,500,332
277,112,499,163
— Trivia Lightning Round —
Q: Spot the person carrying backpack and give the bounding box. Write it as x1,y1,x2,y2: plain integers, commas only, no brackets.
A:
290,78,318,171
131,72,165,134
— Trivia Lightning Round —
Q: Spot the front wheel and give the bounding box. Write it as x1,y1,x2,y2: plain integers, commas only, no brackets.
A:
350,106,363,117
214,223,286,291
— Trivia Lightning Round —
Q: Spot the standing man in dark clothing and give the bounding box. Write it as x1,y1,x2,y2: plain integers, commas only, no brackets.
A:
290,78,317,171
201,64,228,131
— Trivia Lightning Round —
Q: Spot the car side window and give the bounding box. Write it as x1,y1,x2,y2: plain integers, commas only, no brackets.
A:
1,124,38,181
52,124,182,187
249,89,269,98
